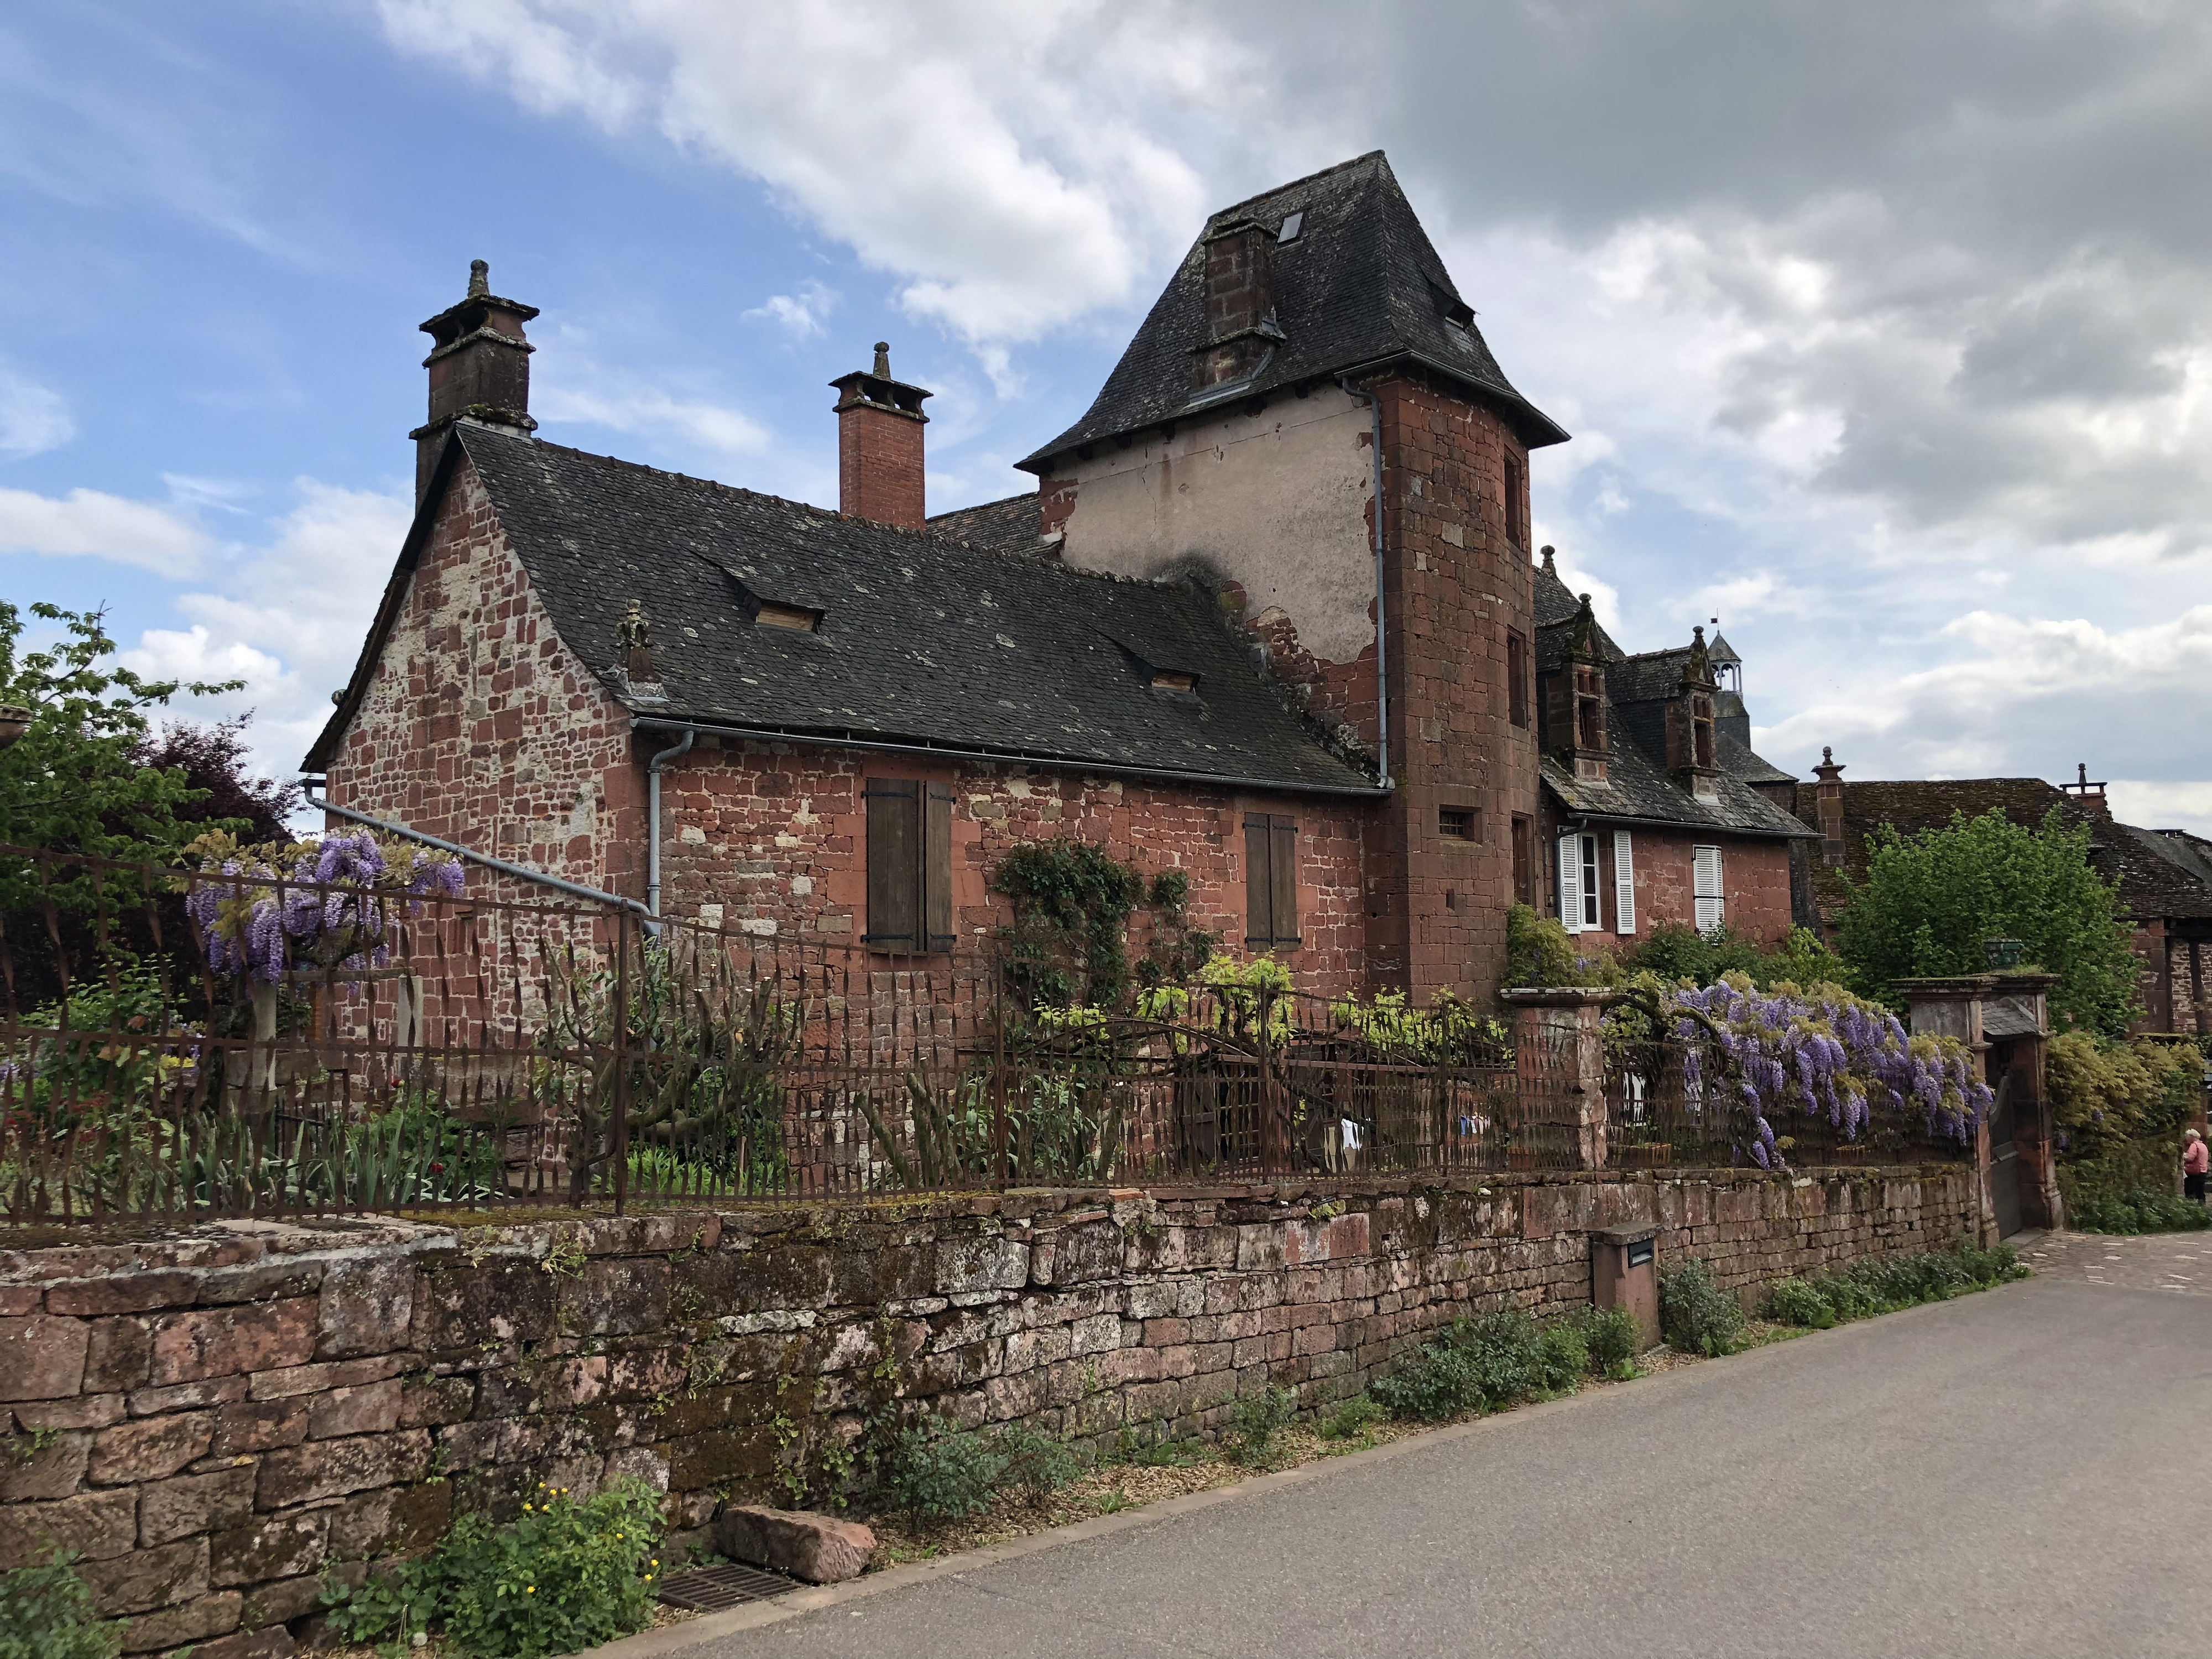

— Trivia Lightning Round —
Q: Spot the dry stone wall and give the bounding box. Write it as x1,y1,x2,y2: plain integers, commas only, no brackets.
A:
1,1165,1974,1656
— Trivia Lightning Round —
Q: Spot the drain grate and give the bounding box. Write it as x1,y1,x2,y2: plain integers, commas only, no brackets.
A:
656,1562,802,1611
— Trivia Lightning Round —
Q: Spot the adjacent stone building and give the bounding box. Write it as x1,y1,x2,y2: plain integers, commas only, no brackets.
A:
309,152,1809,1004
1796,759,2212,1036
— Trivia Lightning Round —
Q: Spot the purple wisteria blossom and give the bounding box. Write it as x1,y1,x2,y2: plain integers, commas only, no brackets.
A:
1660,977,1990,1165
185,833,464,985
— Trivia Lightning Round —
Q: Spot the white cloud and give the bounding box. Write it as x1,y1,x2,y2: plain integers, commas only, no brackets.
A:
742,278,838,341
0,369,72,458
2105,781,2212,841
375,0,1229,346
119,480,414,779
0,485,211,571
534,386,770,459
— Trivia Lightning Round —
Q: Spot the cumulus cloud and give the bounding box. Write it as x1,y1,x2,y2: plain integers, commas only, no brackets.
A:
0,485,211,571
0,369,72,458
375,0,1227,345
363,1,2212,831
742,278,838,341
534,385,770,460
120,480,414,777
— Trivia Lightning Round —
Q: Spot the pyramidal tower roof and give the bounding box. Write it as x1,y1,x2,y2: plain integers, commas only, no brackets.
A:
1019,152,1567,472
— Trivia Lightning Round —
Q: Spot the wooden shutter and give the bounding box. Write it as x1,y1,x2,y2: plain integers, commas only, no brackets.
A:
923,785,955,952
1244,816,1273,946
1613,830,1636,936
1269,818,1300,948
1557,833,1583,934
864,779,920,950
1693,844,1725,937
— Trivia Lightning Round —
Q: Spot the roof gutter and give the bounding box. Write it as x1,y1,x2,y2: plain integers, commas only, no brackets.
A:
299,781,658,921
625,715,1393,800
1336,372,1391,795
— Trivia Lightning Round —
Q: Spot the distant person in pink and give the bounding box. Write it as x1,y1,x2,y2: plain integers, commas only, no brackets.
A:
2184,1129,2208,1206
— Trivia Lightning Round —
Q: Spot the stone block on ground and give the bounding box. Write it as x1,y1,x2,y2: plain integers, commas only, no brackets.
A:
713,1505,875,1584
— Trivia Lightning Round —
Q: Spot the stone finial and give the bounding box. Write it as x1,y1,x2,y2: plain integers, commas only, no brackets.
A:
1823,745,1833,764
1540,544,1557,574
468,259,490,298
873,342,891,378
617,598,651,653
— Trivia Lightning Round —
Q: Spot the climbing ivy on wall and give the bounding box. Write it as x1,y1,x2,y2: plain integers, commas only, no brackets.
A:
993,841,1218,1012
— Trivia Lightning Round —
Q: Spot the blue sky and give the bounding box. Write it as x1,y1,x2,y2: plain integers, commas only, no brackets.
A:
4,2,2209,832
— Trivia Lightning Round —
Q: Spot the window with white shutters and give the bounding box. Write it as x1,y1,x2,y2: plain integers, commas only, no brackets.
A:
1579,834,1601,930
1557,832,1582,934
1613,831,1636,935
1693,844,1725,937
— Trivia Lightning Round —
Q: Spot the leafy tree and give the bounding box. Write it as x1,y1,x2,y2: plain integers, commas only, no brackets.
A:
1834,807,2138,1036
134,716,299,844
0,601,242,879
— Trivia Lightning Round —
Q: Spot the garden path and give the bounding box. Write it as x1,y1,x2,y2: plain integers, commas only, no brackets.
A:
2013,1225,2212,1295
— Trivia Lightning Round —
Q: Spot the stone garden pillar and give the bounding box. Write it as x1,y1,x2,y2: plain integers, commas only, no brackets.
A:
1501,988,1616,1170
1895,976,1999,1244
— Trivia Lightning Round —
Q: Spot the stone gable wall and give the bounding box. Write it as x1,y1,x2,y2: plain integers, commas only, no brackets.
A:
2,1166,1973,1656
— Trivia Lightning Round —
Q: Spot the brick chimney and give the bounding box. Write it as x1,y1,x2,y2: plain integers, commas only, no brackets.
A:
1812,746,1846,864
830,343,931,530
410,259,538,503
2062,761,2111,817
1190,217,1281,392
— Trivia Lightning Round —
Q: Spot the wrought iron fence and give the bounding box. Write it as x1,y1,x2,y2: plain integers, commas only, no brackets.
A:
0,842,1947,1229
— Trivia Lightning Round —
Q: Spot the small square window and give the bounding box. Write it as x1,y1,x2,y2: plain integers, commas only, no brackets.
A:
1438,807,1479,843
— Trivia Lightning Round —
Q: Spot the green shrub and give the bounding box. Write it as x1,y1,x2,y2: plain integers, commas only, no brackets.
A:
1504,903,1589,989
1370,1340,1484,1422
1318,1395,1384,1440
2073,1190,2210,1234
1535,1319,1589,1392
0,1554,119,1659
1224,1384,1297,1465
322,1478,661,1659
2048,1033,2202,1157
1372,1308,1552,1422
885,1417,1084,1522
1758,1277,1837,1329
1572,1305,1642,1375
993,1422,1084,1505
1658,1260,1745,1357
1800,1241,2027,1321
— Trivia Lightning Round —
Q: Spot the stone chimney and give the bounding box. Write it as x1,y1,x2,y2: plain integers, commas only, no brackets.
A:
1664,626,1723,804
411,259,539,503
2062,761,2110,817
830,343,931,530
1190,217,1282,392
1812,746,1846,864
1545,593,1610,784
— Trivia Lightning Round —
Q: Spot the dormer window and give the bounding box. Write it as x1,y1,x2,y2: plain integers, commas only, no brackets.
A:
1276,211,1303,243
1151,669,1198,693
1574,664,1607,753
755,601,822,633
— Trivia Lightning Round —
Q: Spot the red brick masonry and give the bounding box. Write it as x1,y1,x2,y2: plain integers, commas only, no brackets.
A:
0,1166,1973,1655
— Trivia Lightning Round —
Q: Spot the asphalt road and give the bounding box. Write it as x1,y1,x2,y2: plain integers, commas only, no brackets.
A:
651,1272,2212,1658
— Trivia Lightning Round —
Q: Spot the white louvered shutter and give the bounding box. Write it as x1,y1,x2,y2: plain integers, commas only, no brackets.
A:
1613,831,1636,936
1557,833,1583,933
1693,844,1725,937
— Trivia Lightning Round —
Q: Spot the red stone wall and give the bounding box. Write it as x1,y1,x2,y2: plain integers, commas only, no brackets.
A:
652,744,1376,998
1536,816,1797,947
0,1166,1975,1655
1369,374,1543,1006
323,456,644,904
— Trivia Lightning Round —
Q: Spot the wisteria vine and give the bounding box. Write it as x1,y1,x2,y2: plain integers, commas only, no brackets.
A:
1655,976,1990,1168
183,832,465,985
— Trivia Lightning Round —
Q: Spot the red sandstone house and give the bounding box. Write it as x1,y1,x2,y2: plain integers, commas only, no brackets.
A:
307,153,1812,1004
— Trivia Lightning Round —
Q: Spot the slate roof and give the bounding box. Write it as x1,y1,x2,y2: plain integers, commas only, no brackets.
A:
1796,777,2212,922
307,426,1379,795
1020,153,1568,471
926,491,1044,561
1530,559,1805,836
